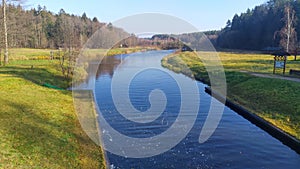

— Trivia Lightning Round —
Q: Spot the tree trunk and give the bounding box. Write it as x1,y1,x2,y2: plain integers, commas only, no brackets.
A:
3,0,8,65
0,48,2,66
280,5,297,54
286,7,290,53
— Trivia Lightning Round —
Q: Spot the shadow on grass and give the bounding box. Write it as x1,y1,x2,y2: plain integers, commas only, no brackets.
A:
0,66,70,89
0,98,79,167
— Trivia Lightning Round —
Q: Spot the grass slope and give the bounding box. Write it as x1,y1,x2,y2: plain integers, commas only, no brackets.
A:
162,51,300,140
0,59,105,168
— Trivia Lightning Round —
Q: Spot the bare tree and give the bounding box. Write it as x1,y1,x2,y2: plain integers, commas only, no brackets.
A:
0,48,2,66
3,0,8,65
280,4,297,53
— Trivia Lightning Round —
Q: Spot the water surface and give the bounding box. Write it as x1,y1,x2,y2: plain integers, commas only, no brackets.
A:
94,50,300,169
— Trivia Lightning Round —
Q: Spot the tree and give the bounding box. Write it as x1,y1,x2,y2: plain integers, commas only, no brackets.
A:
92,17,98,23
107,22,113,30
3,0,8,65
294,0,300,43
0,48,2,66
280,4,297,53
0,3,105,50
81,12,87,21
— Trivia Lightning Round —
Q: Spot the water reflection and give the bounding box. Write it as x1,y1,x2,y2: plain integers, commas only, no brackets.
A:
96,55,122,78
76,54,123,89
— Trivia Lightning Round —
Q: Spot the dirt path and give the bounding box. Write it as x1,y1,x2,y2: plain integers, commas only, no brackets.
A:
240,71,300,83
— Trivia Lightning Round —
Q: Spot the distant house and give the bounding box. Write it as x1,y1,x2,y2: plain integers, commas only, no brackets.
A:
271,51,291,57
119,43,128,48
181,45,193,52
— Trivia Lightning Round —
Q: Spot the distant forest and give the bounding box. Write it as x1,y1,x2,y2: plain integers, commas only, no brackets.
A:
217,0,300,52
1,0,300,52
0,4,106,49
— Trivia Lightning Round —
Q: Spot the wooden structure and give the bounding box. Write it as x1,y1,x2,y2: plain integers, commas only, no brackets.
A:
50,51,54,60
181,44,193,52
272,51,290,74
290,69,300,76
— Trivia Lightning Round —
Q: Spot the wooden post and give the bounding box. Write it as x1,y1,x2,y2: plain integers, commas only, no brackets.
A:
283,56,287,74
273,56,276,74
273,55,287,75
50,51,53,60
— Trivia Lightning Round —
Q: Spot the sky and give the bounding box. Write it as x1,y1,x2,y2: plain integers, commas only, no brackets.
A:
24,0,267,31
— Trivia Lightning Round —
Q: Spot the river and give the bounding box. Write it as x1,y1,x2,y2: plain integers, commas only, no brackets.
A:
93,50,300,169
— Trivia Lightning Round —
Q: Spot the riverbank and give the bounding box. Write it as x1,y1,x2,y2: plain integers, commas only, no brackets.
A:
0,47,158,168
162,51,300,140
0,59,105,168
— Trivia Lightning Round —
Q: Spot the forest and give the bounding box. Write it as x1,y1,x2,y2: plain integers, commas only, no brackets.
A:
217,0,300,52
1,0,300,53
0,4,105,49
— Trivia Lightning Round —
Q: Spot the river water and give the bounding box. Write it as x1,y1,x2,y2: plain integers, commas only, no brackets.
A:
93,50,300,169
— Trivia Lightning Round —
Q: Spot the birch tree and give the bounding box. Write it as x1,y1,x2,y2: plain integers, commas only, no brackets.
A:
2,0,8,65
280,4,297,53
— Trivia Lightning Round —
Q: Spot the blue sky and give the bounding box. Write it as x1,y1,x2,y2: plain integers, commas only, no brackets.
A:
25,0,267,31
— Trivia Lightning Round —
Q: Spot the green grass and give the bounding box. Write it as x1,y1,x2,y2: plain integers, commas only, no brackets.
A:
2,60,70,89
0,47,156,168
6,48,56,60
217,52,299,74
0,59,105,168
78,47,158,61
107,47,158,56
162,51,300,140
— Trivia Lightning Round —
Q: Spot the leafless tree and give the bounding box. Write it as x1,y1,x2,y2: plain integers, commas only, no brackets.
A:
2,0,8,65
280,4,297,53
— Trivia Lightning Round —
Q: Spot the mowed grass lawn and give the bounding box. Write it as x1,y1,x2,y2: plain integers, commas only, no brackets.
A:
217,52,299,74
162,51,300,140
0,51,105,168
8,48,56,60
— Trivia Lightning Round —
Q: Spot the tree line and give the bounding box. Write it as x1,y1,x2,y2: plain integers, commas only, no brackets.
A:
217,0,300,52
0,4,105,50
168,0,300,53
2,0,299,59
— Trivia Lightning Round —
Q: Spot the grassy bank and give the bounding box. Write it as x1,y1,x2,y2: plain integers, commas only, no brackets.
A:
80,47,158,61
0,47,156,168
0,59,105,168
162,51,300,140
